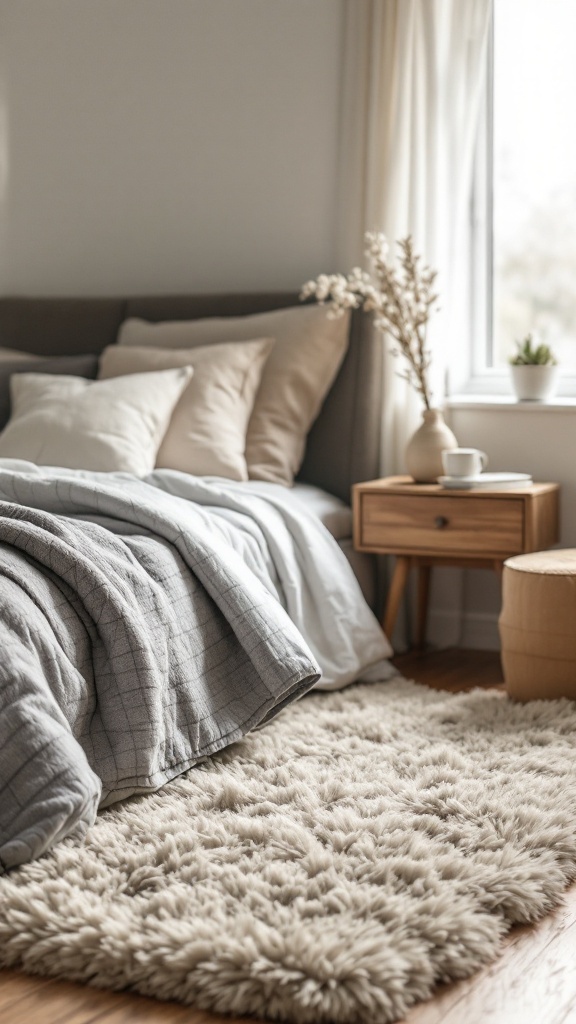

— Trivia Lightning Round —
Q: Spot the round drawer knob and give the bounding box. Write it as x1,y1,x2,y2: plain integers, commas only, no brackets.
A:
435,515,449,529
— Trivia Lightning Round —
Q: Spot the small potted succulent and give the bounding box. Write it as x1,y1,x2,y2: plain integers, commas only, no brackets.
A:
509,334,559,402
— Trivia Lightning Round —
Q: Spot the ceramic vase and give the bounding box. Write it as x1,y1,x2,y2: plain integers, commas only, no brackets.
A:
405,408,458,483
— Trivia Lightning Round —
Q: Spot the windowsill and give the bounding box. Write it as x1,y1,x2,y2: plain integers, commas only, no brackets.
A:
447,394,576,412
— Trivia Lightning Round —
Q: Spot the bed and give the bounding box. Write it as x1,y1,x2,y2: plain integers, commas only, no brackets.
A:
0,291,392,873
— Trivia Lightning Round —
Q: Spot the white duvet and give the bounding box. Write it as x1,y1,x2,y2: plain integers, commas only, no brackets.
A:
147,471,395,689
0,461,395,690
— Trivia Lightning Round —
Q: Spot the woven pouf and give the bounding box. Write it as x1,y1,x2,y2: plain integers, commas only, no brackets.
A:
499,549,576,701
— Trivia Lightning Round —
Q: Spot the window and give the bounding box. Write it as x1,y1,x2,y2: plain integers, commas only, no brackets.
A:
468,0,576,395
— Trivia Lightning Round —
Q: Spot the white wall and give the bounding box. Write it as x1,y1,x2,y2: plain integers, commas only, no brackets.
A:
0,0,344,296
426,402,576,650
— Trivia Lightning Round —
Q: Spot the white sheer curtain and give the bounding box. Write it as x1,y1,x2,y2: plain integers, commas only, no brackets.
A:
336,0,491,475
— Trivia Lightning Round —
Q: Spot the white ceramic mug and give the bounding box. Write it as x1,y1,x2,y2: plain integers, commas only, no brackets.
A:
442,447,488,478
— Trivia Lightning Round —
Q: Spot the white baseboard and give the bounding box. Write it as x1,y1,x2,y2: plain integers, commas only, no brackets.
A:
427,609,500,651
461,612,500,650
425,608,461,648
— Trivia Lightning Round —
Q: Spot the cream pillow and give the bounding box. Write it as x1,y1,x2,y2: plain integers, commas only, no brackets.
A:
99,337,273,481
0,347,37,362
0,367,192,475
118,305,350,486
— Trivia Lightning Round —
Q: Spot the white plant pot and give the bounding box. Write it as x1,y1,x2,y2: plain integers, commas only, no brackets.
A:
510,364,559,402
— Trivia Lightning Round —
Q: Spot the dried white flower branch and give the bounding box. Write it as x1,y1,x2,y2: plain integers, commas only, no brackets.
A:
301,232,438,410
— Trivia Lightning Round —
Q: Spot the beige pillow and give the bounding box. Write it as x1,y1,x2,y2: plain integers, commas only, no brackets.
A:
118,305,350,486
0,346,37,362
99,337,273,481
0,367,192,475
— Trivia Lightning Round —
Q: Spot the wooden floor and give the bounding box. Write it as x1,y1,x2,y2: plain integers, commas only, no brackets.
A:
2,648,576,1024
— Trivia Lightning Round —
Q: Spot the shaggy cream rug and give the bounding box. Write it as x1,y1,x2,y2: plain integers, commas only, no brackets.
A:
2,679,576,1023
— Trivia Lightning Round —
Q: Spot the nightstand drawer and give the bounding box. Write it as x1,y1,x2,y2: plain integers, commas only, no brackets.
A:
360,494,524,556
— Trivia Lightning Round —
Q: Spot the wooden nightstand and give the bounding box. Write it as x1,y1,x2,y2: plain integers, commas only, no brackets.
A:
353,475,560,648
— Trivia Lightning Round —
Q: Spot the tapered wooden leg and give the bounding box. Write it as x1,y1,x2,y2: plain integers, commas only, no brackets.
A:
415,563,431,650
383,556,410,646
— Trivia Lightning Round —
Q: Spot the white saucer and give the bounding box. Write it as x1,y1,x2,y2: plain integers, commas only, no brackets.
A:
439,472,533,490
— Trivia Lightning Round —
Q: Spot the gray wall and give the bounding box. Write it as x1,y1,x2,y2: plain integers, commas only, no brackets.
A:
0,0,344,295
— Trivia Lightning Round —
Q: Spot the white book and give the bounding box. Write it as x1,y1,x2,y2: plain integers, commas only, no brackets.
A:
439,472,533,490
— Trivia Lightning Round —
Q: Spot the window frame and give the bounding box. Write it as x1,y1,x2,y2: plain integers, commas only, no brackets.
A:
462,4,576,399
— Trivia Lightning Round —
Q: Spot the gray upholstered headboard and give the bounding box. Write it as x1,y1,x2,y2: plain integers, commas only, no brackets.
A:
0,292,382,503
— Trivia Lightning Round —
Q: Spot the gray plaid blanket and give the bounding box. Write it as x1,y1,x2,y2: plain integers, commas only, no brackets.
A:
0,469,320,873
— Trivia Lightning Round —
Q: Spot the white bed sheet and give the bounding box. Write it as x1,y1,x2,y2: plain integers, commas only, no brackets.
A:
289,483,352,540
287,483,376,608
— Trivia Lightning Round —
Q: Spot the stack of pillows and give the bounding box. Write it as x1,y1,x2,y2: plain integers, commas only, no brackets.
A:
0,305,350,487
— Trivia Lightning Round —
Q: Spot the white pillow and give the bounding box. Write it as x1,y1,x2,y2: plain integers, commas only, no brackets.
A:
0,367,192,475
118,305,350,486
98,337,273,481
